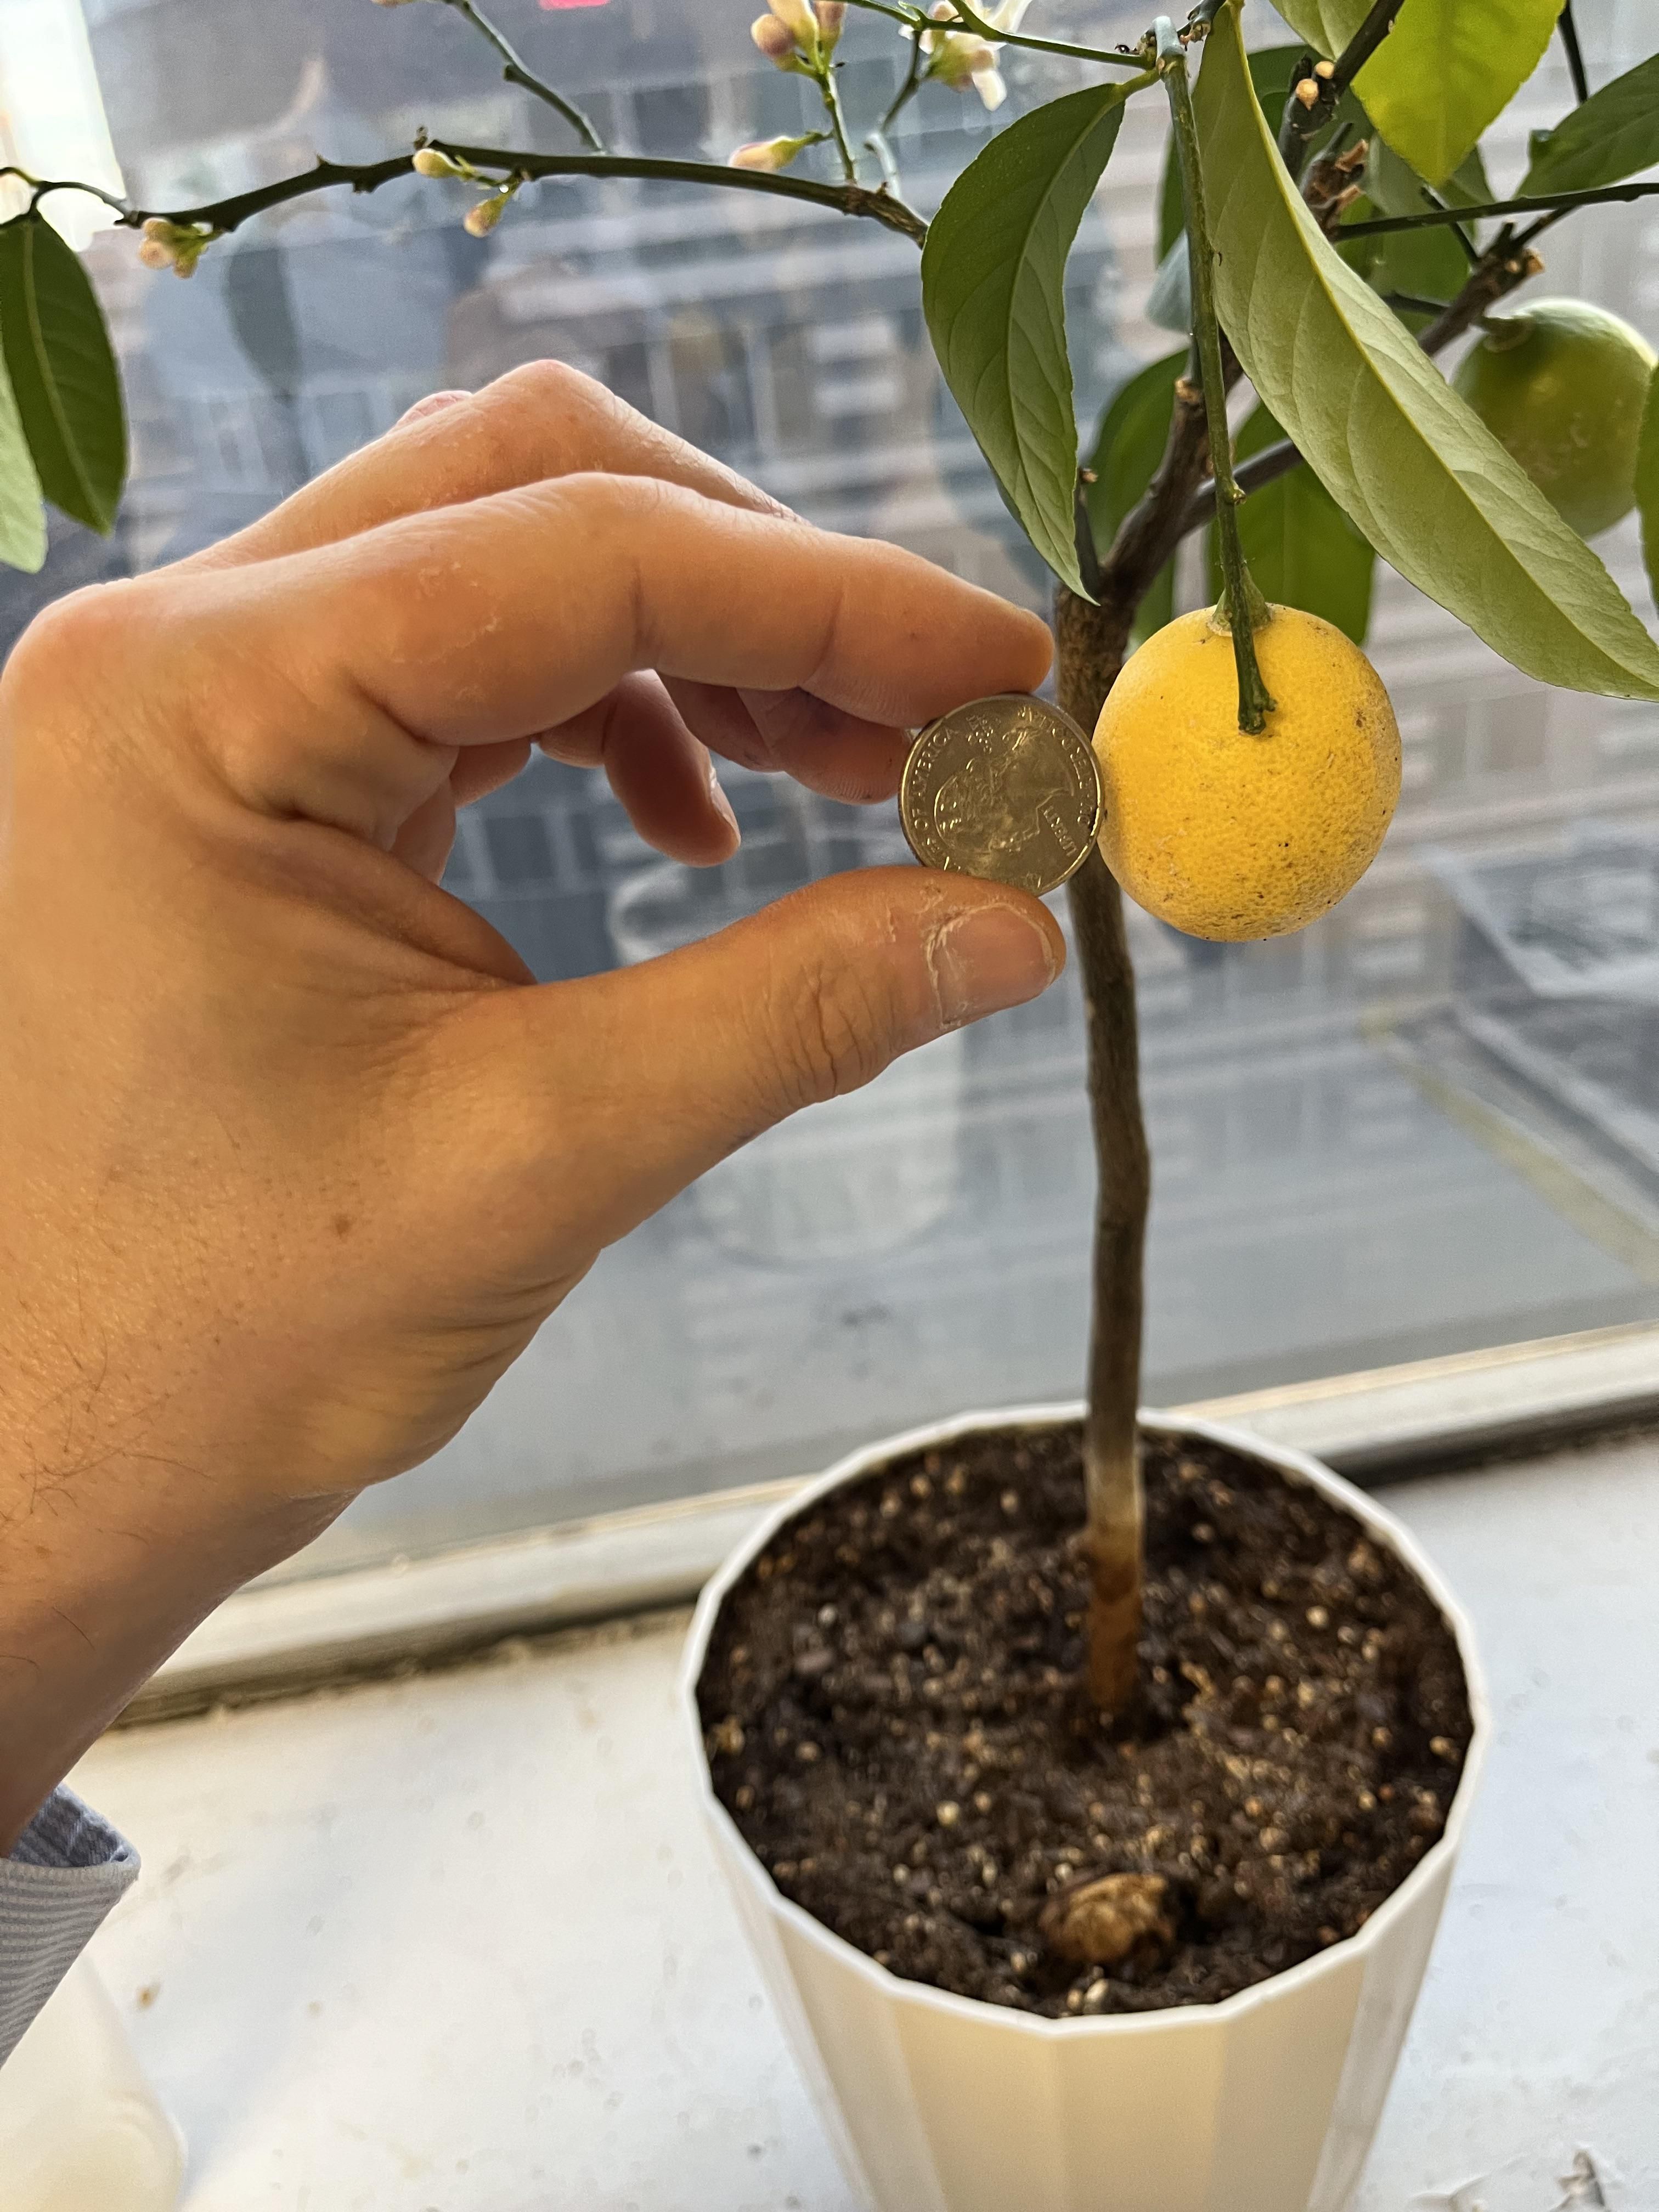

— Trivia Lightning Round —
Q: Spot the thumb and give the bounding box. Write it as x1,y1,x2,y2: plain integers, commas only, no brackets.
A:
477,868,1064,1252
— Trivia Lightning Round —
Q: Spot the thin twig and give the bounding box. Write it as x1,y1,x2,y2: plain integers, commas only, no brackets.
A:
1421,187,1480,264
841,0,1150,70
436,0,604,151
1382,290,1452,317
1341,174,1659,236
1178,432,1304,530
817,62,861,183
878,27,925,136
866,27,924,190
0,165,129,221
1160,17,1273,731
1558,2,1591,104
10,146,929,247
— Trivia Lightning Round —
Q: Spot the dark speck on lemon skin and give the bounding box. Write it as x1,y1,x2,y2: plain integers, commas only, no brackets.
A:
332,1213,354,1239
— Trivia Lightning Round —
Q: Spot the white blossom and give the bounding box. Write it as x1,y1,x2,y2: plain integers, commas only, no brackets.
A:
136,217,211,278
922,0,1031,109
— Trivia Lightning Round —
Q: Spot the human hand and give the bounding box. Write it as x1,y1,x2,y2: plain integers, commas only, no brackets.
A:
0,363,1060,1835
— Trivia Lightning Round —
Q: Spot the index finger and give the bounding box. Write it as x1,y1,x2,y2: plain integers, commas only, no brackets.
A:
183,360,792,572
187,475,1054,834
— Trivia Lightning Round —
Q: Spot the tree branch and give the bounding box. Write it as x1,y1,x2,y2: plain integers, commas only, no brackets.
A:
1558,2,1590,104
1279,0,1405,175
436,0,604,151
1340,174,1659,238
13,145,929,248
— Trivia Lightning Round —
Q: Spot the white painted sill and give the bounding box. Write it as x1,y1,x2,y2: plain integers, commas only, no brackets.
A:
130,1320,1659,1722
75,1422,1659,2211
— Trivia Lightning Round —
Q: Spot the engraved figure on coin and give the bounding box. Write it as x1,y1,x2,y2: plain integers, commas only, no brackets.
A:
934,721,1080,872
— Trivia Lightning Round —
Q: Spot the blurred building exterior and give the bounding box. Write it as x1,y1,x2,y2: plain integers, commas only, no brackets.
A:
3,0,1656,1557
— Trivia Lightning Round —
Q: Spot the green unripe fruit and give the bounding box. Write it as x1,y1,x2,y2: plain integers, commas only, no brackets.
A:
1453,298,1656,539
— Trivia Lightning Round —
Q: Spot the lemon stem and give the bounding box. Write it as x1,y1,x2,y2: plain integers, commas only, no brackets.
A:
1158,19,1276,735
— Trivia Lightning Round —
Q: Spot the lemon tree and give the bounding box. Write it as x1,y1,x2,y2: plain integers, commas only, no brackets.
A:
9,0,1659,1710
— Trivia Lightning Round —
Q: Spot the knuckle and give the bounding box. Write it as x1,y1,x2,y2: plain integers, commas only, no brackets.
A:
484,357,640,467
1,580,137,722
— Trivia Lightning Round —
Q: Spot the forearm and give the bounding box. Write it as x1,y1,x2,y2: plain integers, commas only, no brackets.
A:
0,1358,346,1848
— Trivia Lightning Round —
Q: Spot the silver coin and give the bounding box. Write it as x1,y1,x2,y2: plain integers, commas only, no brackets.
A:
899,695,1103,896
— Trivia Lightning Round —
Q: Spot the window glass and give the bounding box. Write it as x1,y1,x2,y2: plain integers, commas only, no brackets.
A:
6,0,1657,1572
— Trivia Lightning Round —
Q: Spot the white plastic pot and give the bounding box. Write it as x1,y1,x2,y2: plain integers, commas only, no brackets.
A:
0,1956,185,2211
682,1406,1489,2212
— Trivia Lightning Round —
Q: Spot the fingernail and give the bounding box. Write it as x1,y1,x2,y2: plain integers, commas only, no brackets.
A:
928,902,1060,1031
709,764,741,842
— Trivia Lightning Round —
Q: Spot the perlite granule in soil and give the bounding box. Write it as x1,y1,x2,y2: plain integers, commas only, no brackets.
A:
699,1424,1471,2017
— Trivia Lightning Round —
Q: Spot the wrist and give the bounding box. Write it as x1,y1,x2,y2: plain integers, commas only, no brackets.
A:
0,1373,349,1848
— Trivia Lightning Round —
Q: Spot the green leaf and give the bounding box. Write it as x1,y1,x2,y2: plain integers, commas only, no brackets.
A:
1272,0,1558,185
0,215,127,535
1146,235,1191,333
1085,348,1183,636
1268,0,1363,56
1635,363,1659,619
0,345,46,573
1206,403,1375,643
1522,52,1659,196
1196,5,1659,702
1364,136,1492,219
922,75,1148,596
1159,44,1303,259
1356,0,1558,186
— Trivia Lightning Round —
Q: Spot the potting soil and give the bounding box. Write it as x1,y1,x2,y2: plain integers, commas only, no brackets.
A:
699,1424,1472,2017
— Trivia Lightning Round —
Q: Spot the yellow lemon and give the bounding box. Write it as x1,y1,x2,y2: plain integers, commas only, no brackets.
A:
1093,605,1401,941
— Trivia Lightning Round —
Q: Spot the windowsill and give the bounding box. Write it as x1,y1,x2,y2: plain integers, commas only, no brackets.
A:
73,1425,1659,2210
127,1321,1659,1723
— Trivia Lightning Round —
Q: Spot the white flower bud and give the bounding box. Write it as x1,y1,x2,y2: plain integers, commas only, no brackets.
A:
767,0,820,57
815,1,846,50
727,131,818,172
751,12,799,65
413,146,466,178
464,191,510,236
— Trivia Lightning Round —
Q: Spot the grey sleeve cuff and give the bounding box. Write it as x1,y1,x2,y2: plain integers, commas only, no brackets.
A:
0,1788,139,2068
